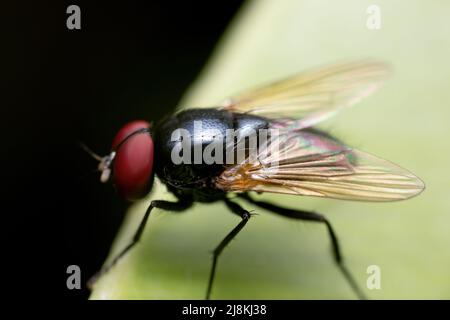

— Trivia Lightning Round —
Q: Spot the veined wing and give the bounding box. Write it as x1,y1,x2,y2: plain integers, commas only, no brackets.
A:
220,60,390,130
215,129,424,202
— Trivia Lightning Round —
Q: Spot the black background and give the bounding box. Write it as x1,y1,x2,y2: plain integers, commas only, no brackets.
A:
2,1,243,300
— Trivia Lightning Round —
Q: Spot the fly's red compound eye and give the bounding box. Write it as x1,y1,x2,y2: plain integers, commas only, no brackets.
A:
111,120,154,201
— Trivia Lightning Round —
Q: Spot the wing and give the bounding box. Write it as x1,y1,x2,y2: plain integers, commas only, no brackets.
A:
220,60,390,130
215,129,424,202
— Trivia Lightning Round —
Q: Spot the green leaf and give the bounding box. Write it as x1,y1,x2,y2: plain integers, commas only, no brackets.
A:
90,0,450,299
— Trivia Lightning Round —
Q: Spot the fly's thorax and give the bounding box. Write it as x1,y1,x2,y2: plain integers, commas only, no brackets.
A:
153,108,270,189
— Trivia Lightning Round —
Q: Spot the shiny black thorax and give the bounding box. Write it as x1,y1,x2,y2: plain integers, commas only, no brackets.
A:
153,108,269,202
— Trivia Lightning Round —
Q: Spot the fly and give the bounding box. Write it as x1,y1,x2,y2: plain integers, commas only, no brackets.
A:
85,60,424,299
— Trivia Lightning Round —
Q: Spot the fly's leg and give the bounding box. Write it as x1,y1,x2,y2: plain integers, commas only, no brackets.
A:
206,198,252,300
240,193,367,300
88,199,192,289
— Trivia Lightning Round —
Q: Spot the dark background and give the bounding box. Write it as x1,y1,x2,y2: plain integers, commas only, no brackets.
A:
2,1,243,300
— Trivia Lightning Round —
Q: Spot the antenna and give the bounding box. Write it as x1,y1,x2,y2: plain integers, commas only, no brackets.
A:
79,141,103,162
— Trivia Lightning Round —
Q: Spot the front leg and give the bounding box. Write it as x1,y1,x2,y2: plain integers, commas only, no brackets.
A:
88,198,192,289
